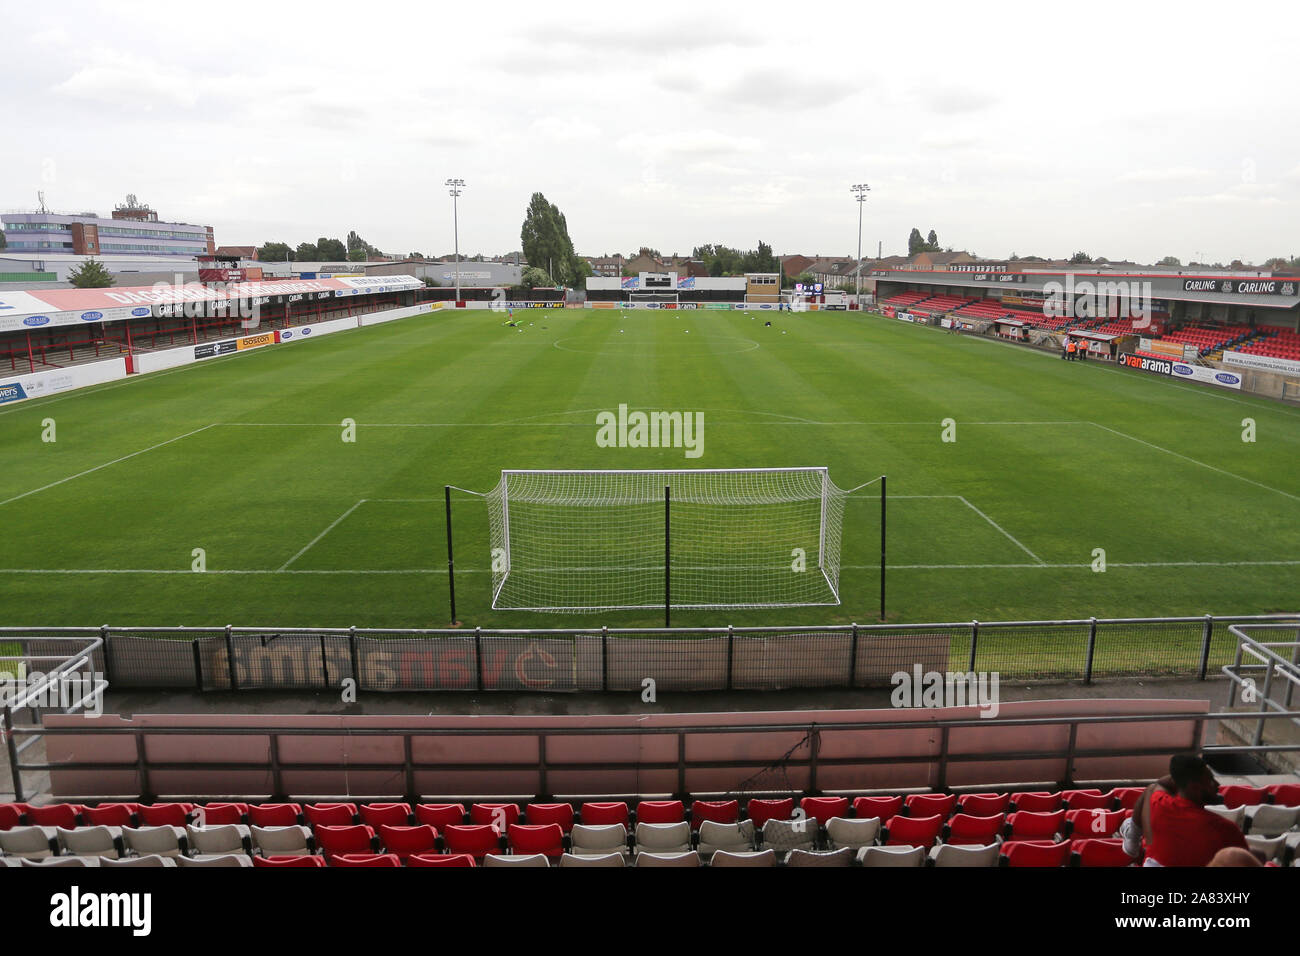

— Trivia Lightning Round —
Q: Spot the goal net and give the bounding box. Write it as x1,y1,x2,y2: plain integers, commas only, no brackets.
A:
483,468,850,612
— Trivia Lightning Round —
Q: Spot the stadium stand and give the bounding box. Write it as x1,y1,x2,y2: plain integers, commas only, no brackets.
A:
1157,324,1254,357
2,788,1296,867
1234,325,1300,360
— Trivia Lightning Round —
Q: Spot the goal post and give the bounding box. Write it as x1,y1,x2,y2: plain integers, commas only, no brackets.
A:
467,468,871,614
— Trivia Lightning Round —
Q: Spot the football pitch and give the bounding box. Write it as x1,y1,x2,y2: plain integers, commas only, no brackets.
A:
1,306,1297,630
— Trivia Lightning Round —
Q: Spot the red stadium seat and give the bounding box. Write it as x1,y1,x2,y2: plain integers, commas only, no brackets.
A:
525,803,575,832
580,802,631,828
443,824,503,860
956,793,1009,816
1009,792,1062,812
330,853,401,867
303,803,358,827
315,824,377,860
247,804,302,827
1062,790,1112,811
1065,809,1126,838
0,804,25,830
507,823,565,859
1070,839,1135,867
999,840,1071,867
25,804,82,829
884,814,944,848
1268,784,1300,808
1220,786,1268,809
905,793,957,818
746,798,795,828
137,803,194,827
415,803,466,829
408,853,476,868
800,796,850,826
853,795,904,821
1112,788,1145,811
636,800,685,825
198,803,248,826
378,824,438,861
82,803,138,827
688,800,739,829
359,803,412,828
943,813,1005,846
470,803,521,832
253,855,327,868
1006,810,1067,841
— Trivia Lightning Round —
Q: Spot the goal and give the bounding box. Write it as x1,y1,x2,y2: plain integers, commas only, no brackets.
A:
481,468,852,613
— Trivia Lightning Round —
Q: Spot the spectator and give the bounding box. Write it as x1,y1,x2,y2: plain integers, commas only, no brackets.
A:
1128,754,1252,867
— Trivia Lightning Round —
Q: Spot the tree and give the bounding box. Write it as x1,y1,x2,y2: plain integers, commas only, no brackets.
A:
295,241,319,260
67,258,115,288
520,192,583,286
316,237,347,261
908,228,926,256
422,277,441,287
0,230,6,251
521,265,551,288
1069,251,1093,264
1158,255,1182,267
742,240,778,274
409,252,425,260
927,229,939,250
347,230,381,262
257,241,292,261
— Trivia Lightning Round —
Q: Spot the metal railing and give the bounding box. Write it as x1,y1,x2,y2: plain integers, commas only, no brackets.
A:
1223,623,1300,747
0,614,1294,695
12,708,1300,804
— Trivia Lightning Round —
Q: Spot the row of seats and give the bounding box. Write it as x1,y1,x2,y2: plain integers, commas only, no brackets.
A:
6,784,1295,831
1236,325,1300,360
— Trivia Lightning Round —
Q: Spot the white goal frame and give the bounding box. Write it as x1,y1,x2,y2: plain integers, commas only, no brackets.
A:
482,467,851,613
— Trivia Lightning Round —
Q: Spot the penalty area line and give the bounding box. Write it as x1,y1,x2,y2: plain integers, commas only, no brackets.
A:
0,424,218,508
279,499,368,571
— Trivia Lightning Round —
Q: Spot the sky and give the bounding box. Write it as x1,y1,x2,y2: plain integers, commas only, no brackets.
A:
6,0,1299,266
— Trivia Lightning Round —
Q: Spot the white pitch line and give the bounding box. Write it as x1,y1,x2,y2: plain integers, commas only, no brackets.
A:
214,420,1087,428
0,424,217,508
279,499,368,571
1089,422,1300,503
956,496,1046,565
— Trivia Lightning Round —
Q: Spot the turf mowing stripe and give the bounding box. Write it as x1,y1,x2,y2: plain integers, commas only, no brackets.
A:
279,499,368,570
0,423,217,508
1089,421,1300,503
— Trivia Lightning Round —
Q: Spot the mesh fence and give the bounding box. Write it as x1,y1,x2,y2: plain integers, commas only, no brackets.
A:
3,615,1293,696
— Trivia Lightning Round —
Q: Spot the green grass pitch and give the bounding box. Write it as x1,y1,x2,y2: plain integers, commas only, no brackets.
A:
0,306,1296,630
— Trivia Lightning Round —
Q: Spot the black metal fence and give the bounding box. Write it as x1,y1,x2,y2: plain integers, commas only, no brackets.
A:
2,614,1296,694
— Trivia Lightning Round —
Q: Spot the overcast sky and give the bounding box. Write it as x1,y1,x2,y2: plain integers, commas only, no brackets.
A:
7,0,1299,265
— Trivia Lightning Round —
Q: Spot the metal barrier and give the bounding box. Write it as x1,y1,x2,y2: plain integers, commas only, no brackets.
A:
0,614,1295,694
1,635,107,800
1223,622,1300,747
14,708,1300,803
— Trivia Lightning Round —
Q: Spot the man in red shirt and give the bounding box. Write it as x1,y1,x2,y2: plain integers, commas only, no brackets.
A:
1131,754,1251,866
